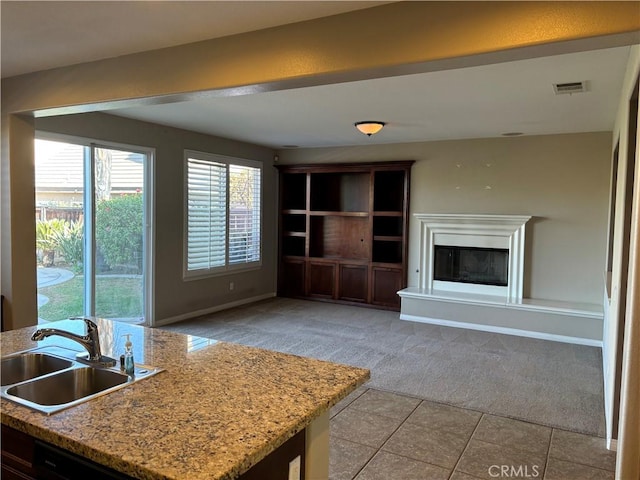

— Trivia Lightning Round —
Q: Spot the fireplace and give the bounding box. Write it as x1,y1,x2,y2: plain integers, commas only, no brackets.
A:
415,214,531,301
434,246,509,286
399,213,602,345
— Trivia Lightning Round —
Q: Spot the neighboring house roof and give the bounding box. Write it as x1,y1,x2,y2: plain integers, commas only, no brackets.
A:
35,144,144,192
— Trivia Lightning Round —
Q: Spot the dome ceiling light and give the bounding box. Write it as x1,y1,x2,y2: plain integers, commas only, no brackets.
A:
354,121,385,137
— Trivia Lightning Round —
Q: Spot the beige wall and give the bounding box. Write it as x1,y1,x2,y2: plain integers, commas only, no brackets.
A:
278,131,612,305
1,114,38,330
4,2,637,116
35,113,278,324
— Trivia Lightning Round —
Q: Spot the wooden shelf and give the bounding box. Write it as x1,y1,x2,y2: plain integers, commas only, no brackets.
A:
372,261,403,268
373,211,403,217
282,209,307,215
277,161,413,310
308,256,369,265
374,235,402,242
309,211,369,217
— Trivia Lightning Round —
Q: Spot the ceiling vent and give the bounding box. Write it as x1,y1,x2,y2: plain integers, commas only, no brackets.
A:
553,81,587,95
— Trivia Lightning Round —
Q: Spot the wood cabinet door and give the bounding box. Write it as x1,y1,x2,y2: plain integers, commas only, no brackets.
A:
371,267,403,308
338,264,368,303
1,425,36,479
308,262,336,298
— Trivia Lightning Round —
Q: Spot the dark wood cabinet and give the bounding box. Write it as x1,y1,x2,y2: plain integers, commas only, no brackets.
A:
2,424,132,480
239,429,305,480
277,161,413,310
339,264,368,303
308,261,336,298
1,424,305,480
2,424,36,480
372,267,403,308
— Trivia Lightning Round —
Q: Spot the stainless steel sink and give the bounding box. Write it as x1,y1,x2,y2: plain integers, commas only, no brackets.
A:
1,346,162,415
1,353,73,386
6,367,129,406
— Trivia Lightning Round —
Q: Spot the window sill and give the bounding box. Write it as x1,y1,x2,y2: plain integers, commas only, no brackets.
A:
183,263,262,281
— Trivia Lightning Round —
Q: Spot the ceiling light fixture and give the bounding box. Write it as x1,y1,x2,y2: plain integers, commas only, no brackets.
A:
355,121,385,137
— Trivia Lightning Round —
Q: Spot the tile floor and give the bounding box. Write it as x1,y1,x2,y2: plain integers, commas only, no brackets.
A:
329,388,616,480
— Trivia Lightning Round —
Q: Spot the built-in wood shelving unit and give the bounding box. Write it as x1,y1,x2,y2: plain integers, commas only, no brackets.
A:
277,161,413,310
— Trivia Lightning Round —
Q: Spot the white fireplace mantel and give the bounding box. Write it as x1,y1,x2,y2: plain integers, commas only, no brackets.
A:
400,213,603,346
415,214,531,302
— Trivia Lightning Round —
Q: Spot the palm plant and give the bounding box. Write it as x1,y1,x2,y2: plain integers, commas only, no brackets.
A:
53,220,84,272
36,219,67,266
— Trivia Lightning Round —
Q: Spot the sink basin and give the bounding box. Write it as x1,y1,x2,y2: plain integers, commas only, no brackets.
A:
6,367,128,406
1,345,162,415
1,353,73,386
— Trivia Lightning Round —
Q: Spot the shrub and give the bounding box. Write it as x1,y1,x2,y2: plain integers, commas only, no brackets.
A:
95,194,143,273
54,220,84,272
36,219,67,266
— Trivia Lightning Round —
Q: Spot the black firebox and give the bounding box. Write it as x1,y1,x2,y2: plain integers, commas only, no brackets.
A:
434,246,509,286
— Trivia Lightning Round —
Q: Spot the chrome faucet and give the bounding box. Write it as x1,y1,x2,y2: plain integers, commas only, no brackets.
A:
31,317,116,367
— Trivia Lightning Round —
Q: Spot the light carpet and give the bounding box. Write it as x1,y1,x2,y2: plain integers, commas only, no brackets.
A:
160,297,605,436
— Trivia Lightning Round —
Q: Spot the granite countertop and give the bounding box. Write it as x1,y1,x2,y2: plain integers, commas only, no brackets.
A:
1,318,370,480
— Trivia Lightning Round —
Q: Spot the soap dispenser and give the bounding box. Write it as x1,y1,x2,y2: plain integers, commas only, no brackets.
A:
122,334,135,377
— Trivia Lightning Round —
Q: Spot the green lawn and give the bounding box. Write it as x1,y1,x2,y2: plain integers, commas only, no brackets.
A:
38,276,143,321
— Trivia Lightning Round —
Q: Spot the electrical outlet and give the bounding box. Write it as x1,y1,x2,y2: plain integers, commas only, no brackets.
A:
229,282,234,291
288,455,301,480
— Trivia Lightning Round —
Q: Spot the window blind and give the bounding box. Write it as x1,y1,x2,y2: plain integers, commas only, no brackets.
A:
185,153,261,278
186,159,227,271
229,164,261,265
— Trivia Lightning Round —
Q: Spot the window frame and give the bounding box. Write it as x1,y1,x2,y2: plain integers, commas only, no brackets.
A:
183,150,262,280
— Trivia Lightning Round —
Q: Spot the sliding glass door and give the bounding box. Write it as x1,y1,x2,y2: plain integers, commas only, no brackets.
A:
35,138,152,325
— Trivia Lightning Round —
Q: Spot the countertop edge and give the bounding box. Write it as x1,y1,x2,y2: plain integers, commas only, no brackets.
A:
1,362,370,480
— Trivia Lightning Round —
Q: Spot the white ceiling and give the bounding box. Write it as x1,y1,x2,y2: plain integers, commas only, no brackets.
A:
1,1,634,149
111,47,631,148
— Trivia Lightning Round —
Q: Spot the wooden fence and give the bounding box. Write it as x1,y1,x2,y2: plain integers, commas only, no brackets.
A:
35,207,83,223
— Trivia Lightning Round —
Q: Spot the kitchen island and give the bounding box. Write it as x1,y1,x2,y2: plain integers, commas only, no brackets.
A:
1,318,370,479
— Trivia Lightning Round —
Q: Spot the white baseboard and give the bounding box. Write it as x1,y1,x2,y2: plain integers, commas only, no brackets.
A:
399,313,603,347
154,292,276,327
